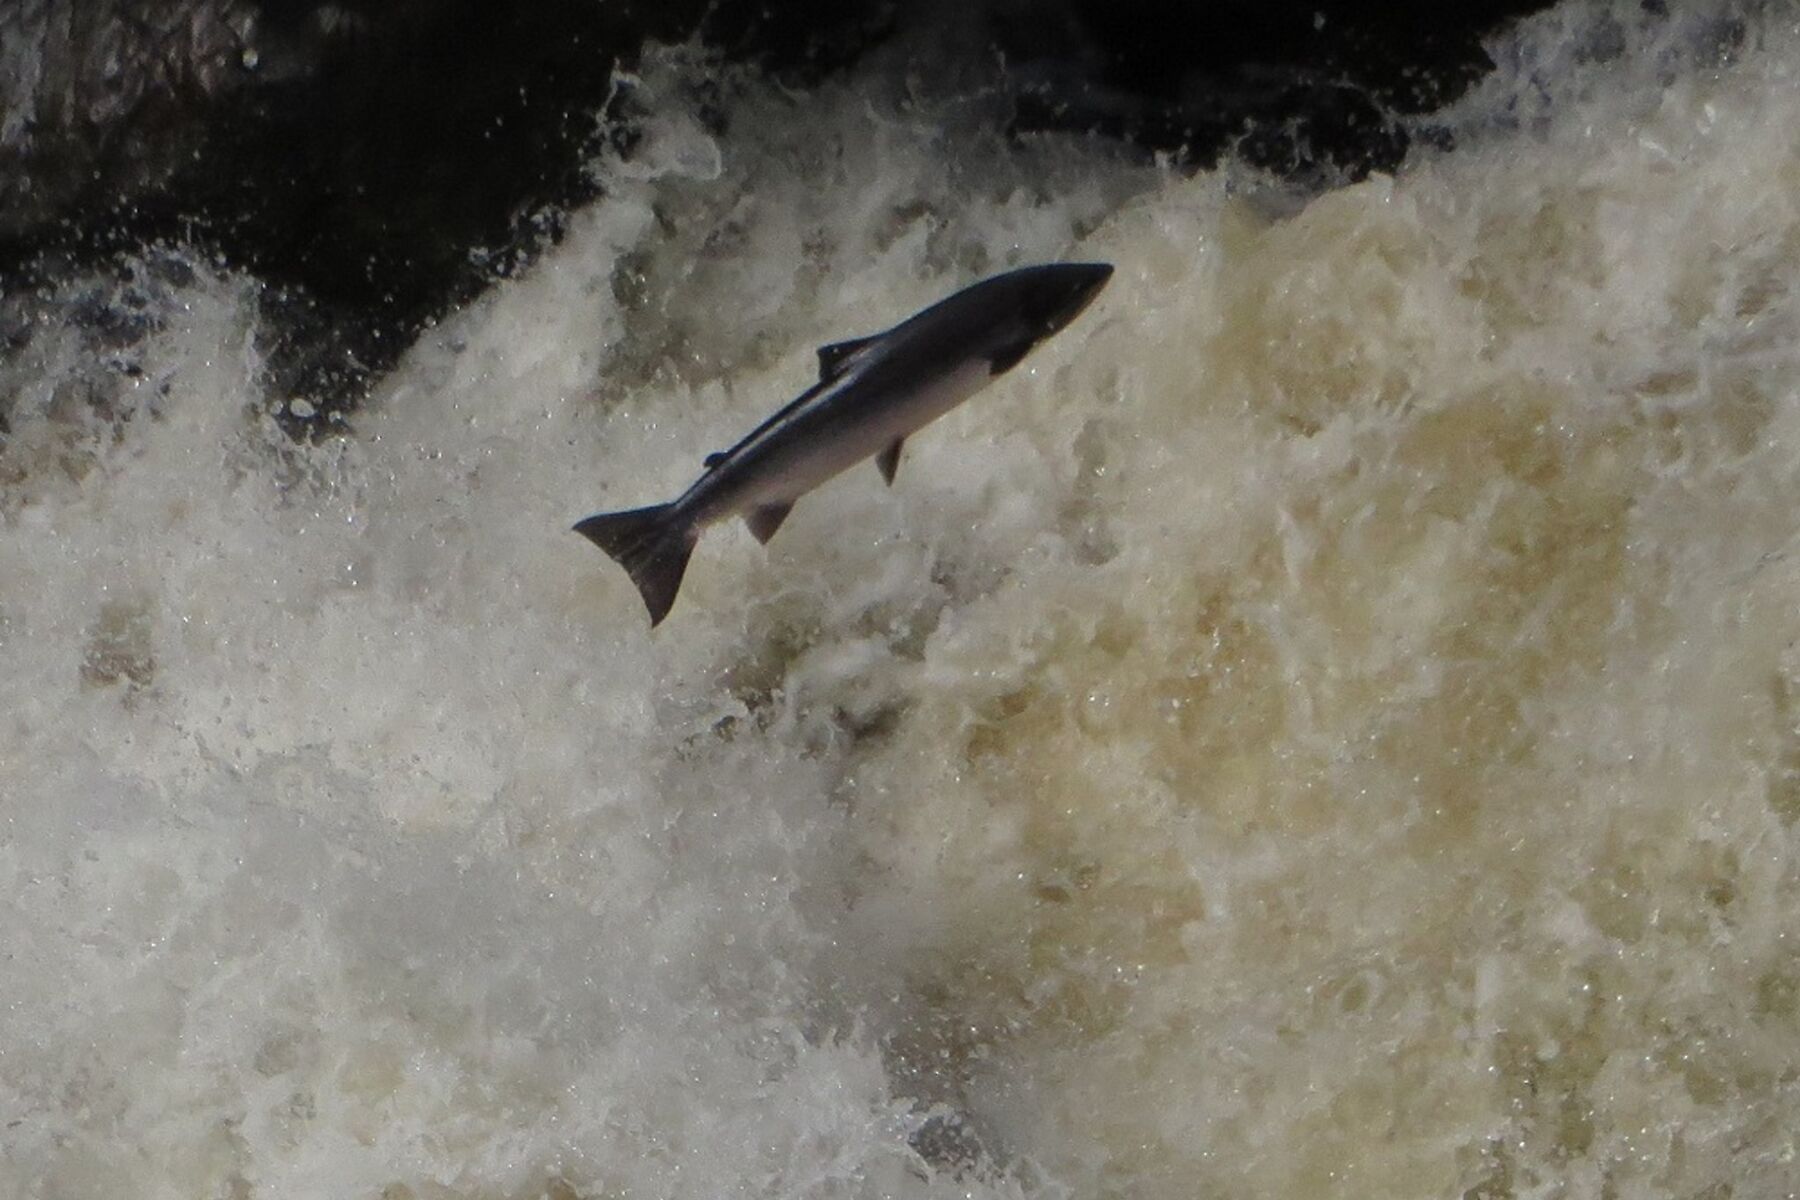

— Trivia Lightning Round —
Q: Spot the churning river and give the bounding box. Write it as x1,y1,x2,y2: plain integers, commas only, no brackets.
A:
5,3,1800,1196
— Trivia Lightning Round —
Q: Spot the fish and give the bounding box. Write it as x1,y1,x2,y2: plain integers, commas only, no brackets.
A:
574,261,1114,625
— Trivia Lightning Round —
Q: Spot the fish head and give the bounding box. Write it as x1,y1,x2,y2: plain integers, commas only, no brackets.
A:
1017,262,1114,339
972,262,1113,375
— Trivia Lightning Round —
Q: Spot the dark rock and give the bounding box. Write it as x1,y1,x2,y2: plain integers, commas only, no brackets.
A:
0,0,1554,426
994,0,1551,180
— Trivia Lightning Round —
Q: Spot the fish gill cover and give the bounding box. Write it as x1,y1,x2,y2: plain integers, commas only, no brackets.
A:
3,1,1800,1197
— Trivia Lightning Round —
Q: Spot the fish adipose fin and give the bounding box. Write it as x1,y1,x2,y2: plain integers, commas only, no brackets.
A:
745,502,793,545
704,451,728,468
817,336,878,380
876,437,904,485
573,503,697,627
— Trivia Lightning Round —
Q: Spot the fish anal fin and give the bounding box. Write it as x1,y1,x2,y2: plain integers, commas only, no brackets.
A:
990,336,1036,376
573,503,698,628
818,336,878,380
746,501,794,545
876,437,904,485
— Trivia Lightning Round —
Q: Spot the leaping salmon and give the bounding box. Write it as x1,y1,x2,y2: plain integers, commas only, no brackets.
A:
574,261,1114,626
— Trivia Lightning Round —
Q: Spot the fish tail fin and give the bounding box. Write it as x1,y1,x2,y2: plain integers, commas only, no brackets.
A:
573,503,698,627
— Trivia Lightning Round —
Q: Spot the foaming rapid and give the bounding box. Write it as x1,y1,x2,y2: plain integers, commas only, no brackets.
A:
5,3,1800,1196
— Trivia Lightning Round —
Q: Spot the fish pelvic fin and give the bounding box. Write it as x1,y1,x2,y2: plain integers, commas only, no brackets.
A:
745,501,793,545
573,503,698,627
876,437,904,485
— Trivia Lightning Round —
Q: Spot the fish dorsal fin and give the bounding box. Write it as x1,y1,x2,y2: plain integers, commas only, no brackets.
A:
876,437,904,486
817,336,879,381
704,451,728,469
745,501,793,545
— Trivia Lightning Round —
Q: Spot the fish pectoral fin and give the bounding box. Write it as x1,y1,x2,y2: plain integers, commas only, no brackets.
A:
745,501,794,545
817,336,879,380
989,336,1037,376
876,437,904,486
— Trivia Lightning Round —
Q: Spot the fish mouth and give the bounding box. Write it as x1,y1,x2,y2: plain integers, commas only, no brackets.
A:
1067,261,1115,290
1039,261,1114,333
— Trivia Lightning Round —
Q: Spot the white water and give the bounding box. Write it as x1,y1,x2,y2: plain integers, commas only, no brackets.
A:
5,4,1800,1197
